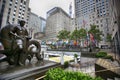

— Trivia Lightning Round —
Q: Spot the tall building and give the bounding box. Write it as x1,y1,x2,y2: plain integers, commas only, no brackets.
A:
28,12,46,39
69,2,72,17
0,0,30,28
109,0,120,62
39,16,46,33
45,7,73,40
75,0,112,47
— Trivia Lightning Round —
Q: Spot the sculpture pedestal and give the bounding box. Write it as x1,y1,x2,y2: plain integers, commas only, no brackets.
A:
0,58,60,80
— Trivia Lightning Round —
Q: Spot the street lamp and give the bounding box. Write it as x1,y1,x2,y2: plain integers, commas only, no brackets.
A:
29,28,34,39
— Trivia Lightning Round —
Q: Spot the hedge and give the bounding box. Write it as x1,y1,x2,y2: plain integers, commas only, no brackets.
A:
44,68,103,80
95,52,114,61
95,52,107,58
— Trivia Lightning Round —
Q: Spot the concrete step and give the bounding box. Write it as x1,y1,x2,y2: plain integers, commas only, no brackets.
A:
107,78,113,80
114,77,120,80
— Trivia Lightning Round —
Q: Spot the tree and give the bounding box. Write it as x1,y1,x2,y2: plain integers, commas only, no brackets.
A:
88,25,102,42
70,28,79,40
78,28,87,46
78,28,87,39
57,30,70,40
74,53,78,63
106,34,112,42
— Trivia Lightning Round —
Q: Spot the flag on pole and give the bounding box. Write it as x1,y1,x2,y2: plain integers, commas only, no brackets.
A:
90,33,94,42
83,19,87,27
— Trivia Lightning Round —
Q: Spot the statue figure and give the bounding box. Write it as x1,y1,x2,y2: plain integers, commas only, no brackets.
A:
0,24,19,65
0,20,41,66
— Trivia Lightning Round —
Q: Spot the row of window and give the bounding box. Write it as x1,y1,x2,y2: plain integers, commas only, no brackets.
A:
76,3,107,10
10,0,26,4
76,0,108,3
7,0,29,24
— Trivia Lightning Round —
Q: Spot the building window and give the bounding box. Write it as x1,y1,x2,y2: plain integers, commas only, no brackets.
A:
98,15,99,17
102,34,104,36
24,1,26,5
9,1,12,6
97,25,99,28
19,12,21,14
13,14,15,16
15,5,17,8
12,18,15,21
113,29,114,31
7,16,9,23
13,11,16,14
21,0,23,3
8,8,11,14
14,9,16,12
23,9,25,12
18,14,21,16
15,1,17,4
96,20,99,23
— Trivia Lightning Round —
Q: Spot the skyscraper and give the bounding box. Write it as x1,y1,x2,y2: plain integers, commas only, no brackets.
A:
75,0,112,47
45,7,72,40
28,12,46,38
0,0,30,28
69,2,72,18
109,0,120,62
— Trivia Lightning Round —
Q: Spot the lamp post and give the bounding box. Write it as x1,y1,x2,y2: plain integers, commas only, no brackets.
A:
29,28,34,39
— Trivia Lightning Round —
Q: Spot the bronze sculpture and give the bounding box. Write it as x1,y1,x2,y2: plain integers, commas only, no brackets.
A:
0,20,41,66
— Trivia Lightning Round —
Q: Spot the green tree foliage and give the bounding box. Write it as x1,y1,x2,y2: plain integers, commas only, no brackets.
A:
78,28,87,39
57,30,70,40
70,28,79,40
106,34,112,42
70,28,87,40
88,25,102,42
44,68,103,80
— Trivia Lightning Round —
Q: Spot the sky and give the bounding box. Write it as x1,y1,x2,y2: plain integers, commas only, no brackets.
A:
29,0,74,19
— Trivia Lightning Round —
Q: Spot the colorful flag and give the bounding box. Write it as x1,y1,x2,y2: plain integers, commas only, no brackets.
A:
83,19,87,27
74,40,77,46
90,33,94,42
86,32,90,40
84,40,88,47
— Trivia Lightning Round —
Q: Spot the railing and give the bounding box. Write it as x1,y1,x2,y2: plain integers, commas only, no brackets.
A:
96,58,120,75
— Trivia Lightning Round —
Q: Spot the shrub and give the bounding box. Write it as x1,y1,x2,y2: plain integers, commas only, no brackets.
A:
95,52,114,61
74,53,78,58
96,52,107,58
104,55,114,61
64,61,69,68
44,68,103,80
